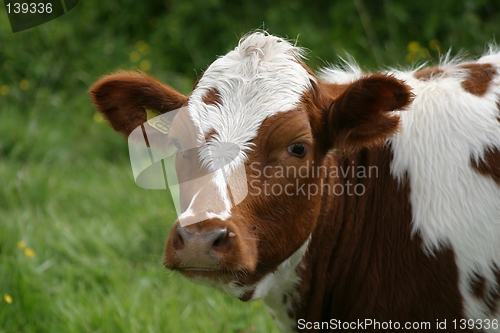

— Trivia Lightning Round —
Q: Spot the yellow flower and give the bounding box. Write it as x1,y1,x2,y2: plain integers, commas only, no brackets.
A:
93,112,105,123
17,241,26,249
19,79,29,91
4,294,12,304
24,248,35,258
407,41,421,53
0,85,9,96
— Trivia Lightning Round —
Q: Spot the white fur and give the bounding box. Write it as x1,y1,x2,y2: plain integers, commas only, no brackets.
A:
185,33,314,220
385,53,500,329
319,48,500,329
189,33,314,158
183,33,500,329
318,55,364,85
252,237,310,333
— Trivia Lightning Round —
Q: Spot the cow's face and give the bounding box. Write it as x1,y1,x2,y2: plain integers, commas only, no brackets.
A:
90,32,412,299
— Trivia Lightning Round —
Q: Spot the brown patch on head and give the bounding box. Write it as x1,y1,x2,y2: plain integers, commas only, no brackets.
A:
471,146,500,186
460,63,498,96
414,67,444,81
202,87,222,106
204,128,218,142
239,108,323,278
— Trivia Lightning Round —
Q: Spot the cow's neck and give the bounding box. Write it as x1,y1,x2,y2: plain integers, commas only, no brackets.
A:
254,238,310,333
290,144,465,330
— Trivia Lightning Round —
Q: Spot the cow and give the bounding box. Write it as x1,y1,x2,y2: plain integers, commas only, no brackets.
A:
89,32,500,332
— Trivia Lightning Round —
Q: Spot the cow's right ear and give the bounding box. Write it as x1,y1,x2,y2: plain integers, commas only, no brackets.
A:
325,74,413,151
89,71,188,137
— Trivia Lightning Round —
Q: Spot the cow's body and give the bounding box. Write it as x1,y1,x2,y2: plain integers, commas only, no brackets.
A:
90,33,500,332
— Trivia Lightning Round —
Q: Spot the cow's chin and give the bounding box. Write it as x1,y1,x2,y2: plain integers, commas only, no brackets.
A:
178,269,260,301
176,267,241,284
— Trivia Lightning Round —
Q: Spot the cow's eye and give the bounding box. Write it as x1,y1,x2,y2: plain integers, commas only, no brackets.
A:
287,143,307,157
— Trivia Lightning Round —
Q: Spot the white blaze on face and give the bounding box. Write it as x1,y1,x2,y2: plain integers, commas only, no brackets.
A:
128,33,314,226
181,32,315,222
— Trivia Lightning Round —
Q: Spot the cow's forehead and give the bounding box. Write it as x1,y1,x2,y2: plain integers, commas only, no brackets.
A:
187,33,315,155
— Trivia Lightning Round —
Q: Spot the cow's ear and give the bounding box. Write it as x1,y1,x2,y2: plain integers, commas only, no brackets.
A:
326,74,413,151
89,71,188,137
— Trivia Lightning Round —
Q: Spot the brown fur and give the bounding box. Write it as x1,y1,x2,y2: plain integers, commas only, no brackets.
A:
91,66,474,332
414,67,444,81
470,271,488,300
326,74,414,151
469,267,500,316
294,146,467,332
204,128,218,142
89,71,187,137
497,99,500,123
202,87,223,106
460,63,497,96
471,147,500,186
490,266,500,315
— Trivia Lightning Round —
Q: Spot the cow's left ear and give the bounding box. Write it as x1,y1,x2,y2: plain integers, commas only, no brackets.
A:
326,74,413,151
89,71,188,138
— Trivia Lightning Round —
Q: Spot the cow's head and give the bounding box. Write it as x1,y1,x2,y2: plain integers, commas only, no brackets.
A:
90,32,412,299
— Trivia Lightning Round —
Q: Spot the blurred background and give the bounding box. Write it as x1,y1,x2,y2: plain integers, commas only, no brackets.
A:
1,1,499,332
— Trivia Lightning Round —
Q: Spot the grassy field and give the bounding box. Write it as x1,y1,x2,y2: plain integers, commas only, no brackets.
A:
2,1,499,332
0,143,276,333
0,6,277,333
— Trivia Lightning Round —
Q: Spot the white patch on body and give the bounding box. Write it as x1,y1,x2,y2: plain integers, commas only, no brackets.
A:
383,52,500,329
181,33,500,329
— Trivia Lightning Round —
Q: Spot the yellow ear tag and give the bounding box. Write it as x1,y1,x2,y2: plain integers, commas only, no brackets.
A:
144,107,170,134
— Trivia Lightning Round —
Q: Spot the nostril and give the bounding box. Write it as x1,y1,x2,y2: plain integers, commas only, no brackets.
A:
211,228,228,248
174,226,191,250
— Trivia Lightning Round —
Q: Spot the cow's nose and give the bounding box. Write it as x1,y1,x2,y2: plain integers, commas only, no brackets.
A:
173,225,231,268
175,226,228,251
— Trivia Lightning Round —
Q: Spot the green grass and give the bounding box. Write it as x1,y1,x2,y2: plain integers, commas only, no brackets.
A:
0,96,277,333
0,18,276,333
2,1,498,331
